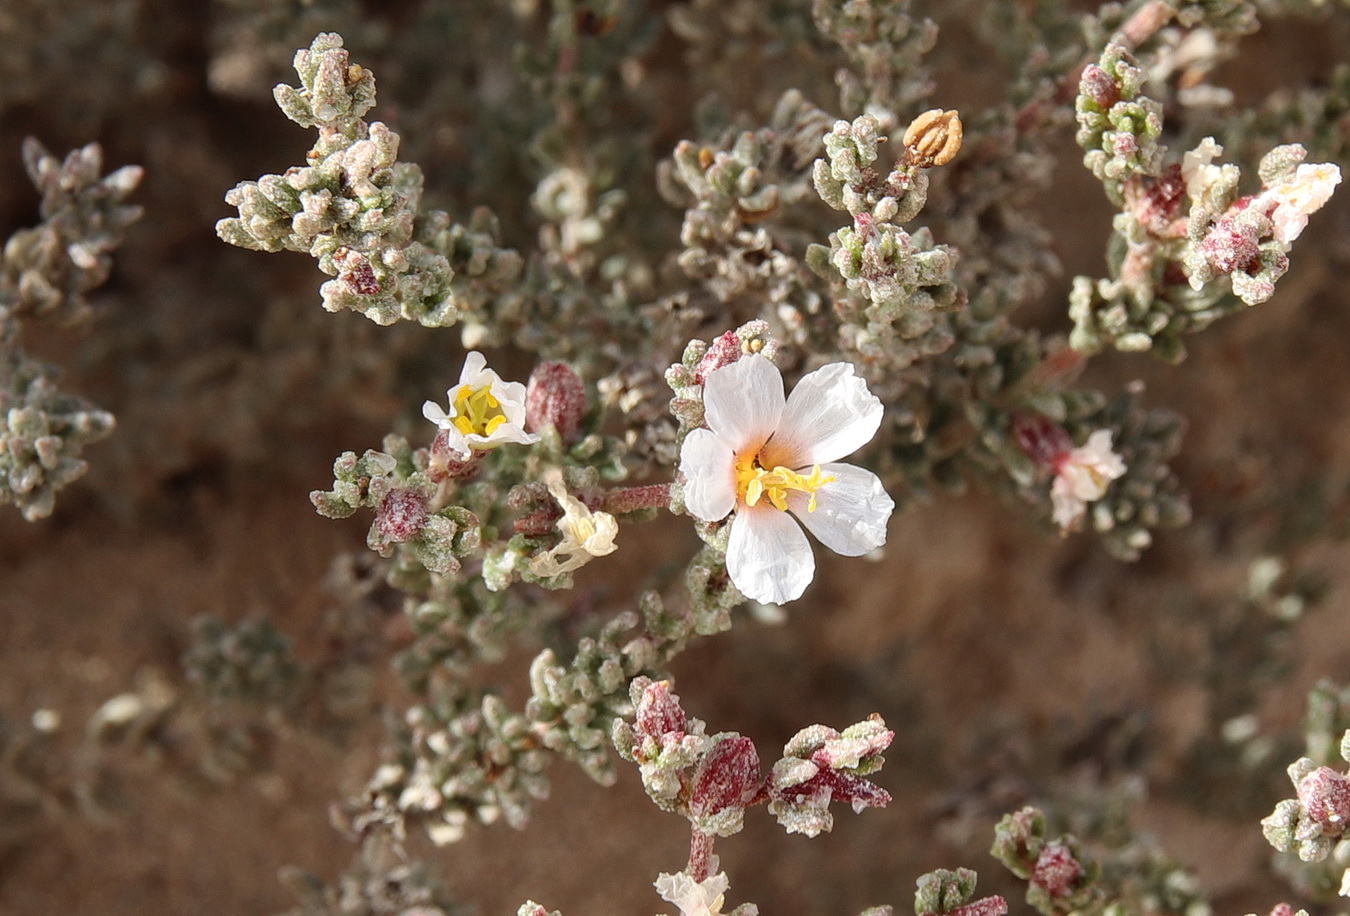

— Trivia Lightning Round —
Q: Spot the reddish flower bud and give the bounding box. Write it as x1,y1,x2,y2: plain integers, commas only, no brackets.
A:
1031,843,1083,899
375,488,428,543
694,332,743,384
1297,766,1350,831
1080,65,1121,109
526,362,587,441
1011,412,1072,469
428,430,482,481
691,736,762,816
949,897,1009,916
635,680,687,741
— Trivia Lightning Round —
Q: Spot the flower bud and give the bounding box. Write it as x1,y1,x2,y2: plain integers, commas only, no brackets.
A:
526,362,586,441
1031,843,1084,899
903,109,963,168
1297,765,1350,831
694,331,742,384
375,488,428,543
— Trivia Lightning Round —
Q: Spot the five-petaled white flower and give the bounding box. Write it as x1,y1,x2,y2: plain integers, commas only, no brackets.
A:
1257,162,1342,245
423,351,539,459
1050,429,1127,530
529,476,619,577
679,355,894,605
654,869,732,916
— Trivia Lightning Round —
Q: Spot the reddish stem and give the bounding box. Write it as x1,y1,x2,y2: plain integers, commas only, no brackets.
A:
602,483,672,515
687,829,715,883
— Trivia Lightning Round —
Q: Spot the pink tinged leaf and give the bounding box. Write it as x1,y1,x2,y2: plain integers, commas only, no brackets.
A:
375,488,429,542
1297,766,1350,829
691,736,763,816
636,681,687,741
1031,843,1083,898
695,331,743,384
703,354,784,456
759,362,883,469
948,897,1009,916
782,764,891,814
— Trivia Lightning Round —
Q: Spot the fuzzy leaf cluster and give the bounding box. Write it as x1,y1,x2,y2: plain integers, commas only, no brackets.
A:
1076,44,1165,203
0,333,115,521
2,140,143,324
216,33,522,329
310,435,482,577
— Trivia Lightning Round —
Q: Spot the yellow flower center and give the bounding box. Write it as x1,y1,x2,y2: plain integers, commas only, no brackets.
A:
452,385,508,438
735,453,834,512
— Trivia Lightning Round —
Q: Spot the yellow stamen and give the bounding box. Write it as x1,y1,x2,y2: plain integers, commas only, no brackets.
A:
734,454,834,512
451,385,506,438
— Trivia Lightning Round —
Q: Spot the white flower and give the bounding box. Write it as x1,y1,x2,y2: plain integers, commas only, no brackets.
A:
422,351,539,458
679,355,894,605
1258,162,1341,244
1182,136,1226,205
654,869,731,916
1050,430,1127,530
528,477,619,577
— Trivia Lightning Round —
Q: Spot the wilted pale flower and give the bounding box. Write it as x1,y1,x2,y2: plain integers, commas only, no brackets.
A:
654,869,731,916
1050,430,1126,530
423,351,539,459
1182,136,1226,205
679,355,894,605
528,477,618,577
1257,162,1342,244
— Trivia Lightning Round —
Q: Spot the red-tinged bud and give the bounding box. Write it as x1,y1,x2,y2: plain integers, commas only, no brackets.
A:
691,736,762,816
949,896,1009,916
636,680,687,740
1269,904,1295,916
1080,65,1120,109
1011,413,1072,469
1297,766,1350,831
1126,165,1187,237
1199,212,1263,275
1031,843,1083,899
375,488,428,543
526,362,586,441
335,247,380,296
694,332,742,384
428,430,482,481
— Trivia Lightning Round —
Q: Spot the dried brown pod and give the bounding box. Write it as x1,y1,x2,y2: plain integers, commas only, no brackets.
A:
902,108,963,168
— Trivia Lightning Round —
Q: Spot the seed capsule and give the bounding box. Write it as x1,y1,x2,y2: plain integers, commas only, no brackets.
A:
902,108,963,168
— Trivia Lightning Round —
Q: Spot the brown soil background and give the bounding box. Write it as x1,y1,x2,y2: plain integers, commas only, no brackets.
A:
2,4,1350,915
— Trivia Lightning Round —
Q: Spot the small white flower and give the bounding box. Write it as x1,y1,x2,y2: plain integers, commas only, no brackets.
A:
1182,136,1226,205
1258,162,1342,244
423,351,539,458
1050,429,1127,530
528,477,619,577
679,355,894,605
654,869,731,916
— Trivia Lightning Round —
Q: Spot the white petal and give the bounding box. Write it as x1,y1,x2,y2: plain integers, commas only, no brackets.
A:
703,355,784,454
679,429,737,522
787,462,893,556
422,398,452,427
459,350,488,384
473,424,540,448
726,504,815,605
760,362,882,468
